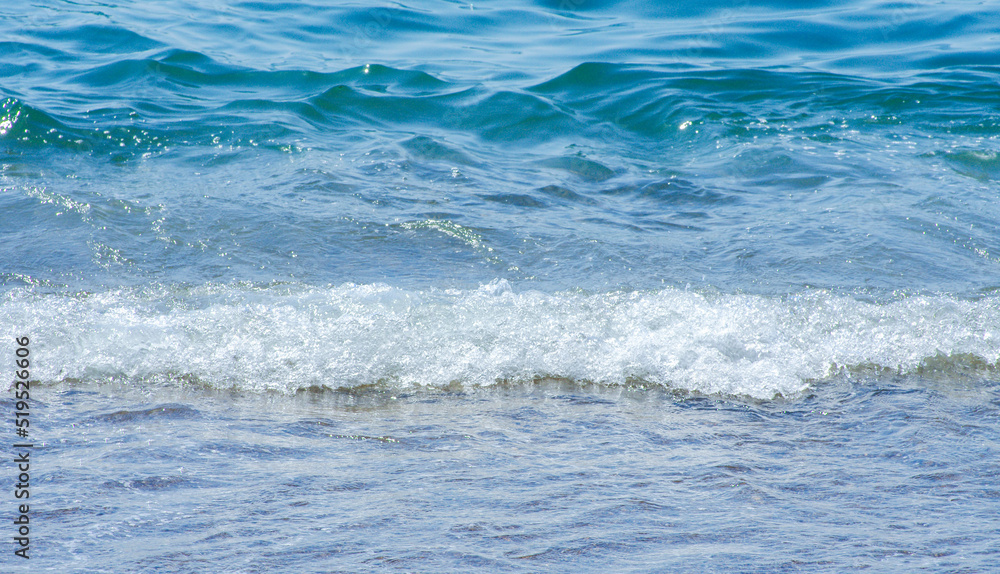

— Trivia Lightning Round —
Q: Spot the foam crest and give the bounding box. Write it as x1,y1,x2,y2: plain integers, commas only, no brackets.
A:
2,281,997,398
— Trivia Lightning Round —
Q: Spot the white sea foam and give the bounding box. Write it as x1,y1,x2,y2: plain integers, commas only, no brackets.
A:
2,280,998,398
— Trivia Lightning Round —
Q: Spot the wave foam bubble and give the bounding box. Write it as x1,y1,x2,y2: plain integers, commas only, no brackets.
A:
2,280,998,398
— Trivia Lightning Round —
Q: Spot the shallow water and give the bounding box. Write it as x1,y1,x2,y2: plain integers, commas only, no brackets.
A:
26,377,1000,572
2,0,1000,571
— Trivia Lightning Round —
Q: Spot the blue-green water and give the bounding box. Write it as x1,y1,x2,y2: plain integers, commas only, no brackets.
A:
2,0,999,571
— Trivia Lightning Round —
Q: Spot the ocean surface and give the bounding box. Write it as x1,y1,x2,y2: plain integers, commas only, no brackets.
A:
2,0,1000,571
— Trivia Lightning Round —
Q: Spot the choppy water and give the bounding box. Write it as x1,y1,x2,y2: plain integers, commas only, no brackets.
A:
2,0,1000,571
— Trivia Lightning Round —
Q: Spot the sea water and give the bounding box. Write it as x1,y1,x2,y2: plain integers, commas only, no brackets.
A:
2,0,999,571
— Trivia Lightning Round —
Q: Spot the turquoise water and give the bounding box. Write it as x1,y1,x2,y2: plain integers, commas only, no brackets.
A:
2,0,1000,571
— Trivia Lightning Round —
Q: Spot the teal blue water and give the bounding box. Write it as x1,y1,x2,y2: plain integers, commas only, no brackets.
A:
2,0,999,571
